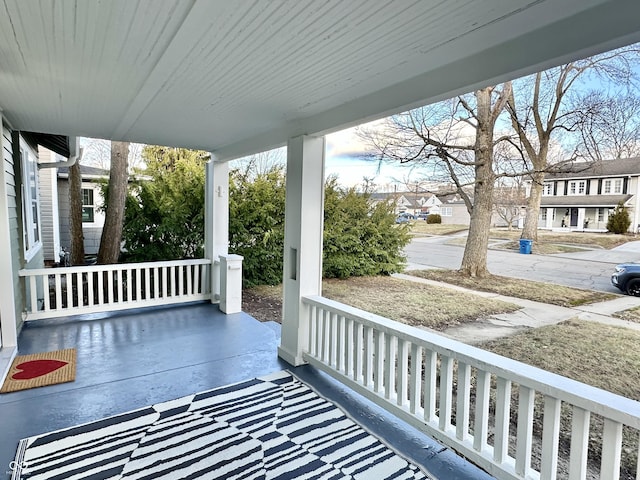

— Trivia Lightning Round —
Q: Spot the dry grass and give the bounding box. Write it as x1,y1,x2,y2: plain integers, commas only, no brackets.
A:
482,320,640,478
613,305,640,323
408,269,617,306
244,276,520,331
482,319,640,399
489,229,632,249
410,223,468,236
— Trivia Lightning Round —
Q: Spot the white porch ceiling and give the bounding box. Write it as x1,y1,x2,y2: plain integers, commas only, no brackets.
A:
1,0,639,160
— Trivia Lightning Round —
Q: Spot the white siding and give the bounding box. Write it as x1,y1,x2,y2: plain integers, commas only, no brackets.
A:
37,148,61,262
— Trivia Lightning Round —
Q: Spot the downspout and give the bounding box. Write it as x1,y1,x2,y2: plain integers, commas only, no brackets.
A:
38,136,83,168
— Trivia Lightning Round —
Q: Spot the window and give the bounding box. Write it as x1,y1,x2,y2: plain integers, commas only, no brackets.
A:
82,188,95,223
441,206,452,217
598,208,604,222
540,209,547,221
613,179,623,194
20,141,41,260
603,180,611,194
569,180,585,195
542,183,553,196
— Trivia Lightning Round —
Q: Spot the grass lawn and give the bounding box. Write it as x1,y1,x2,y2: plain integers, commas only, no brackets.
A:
613,305,640,322
245,276,519,330
409,223,468,236
408,269,617,306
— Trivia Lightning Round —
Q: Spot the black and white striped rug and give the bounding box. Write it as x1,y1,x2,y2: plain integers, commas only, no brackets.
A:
12,371,431,479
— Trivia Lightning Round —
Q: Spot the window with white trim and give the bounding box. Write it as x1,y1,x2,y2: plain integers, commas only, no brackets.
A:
598,208,604,222
542,183,553,196
569,180,585,195
20,141,41,260
82,188,95,223
603,180,611,194
540,209,547,221
441,206,452,217
613,179,623,194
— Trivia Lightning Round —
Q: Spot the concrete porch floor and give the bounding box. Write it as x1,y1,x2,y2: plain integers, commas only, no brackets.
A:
0,303,492,480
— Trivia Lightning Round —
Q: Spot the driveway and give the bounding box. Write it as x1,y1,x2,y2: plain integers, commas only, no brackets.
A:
403,235,640,293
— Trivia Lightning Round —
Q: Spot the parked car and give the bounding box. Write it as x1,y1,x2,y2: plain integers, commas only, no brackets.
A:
395,215,411,224
416,213,428,220
611,263,640,296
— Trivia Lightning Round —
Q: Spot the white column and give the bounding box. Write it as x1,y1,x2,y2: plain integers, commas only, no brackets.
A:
219,254,243,314
278,135,325,366
546,208,553,229
204,159,229,303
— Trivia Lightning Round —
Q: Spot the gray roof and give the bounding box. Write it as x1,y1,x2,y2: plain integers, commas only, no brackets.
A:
58,165,109,179
540,194,632,208
546,158,640,180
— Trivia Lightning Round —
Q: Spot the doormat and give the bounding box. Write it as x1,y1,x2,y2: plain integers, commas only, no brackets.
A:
11,370,431,479
0,348,76,393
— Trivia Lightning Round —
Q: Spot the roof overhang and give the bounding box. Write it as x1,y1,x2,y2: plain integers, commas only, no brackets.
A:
1,0,640,160
541,195,633,208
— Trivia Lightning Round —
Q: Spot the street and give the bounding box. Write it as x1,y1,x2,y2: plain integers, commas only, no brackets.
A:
404,235,624,294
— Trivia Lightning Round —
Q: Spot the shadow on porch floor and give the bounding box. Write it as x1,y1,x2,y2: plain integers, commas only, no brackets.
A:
0,303,492,480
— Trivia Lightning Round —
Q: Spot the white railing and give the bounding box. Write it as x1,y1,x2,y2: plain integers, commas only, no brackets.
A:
19,259,212,321
302,295,640,480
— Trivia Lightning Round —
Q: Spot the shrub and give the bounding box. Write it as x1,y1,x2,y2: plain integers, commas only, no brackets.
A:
427,213,442,224
607,201,631,234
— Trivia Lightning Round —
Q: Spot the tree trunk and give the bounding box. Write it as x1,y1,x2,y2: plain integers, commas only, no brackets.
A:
521,170,545,242
68,161,85,265
459,88,497,277
97,141,129,264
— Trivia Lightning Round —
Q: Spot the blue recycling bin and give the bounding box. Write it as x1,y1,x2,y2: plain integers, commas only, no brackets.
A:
519,239,532,254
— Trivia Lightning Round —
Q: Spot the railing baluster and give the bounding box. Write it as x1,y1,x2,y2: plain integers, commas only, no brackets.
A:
397,339,409,408
384,334,397,401
108,269,115,303
126,268,132,301
409,344,423,415
178,265,184,297
186,265,193,296
75,272,83,307
541,396,562,480
439,356,454,432
54,273,62,309
494,377,512,464
29,276,39,312
354,322,363,382
143,267,150,300
67,272,74,308
162,267,167,298
473,369,491,453
98,270,104,305
363,325,374,388
87,271,95,306
424,349,437,423
153,267,159,299
135,267,142,301
601,419,623,479
322,310,331,364
456,362,471,441
374,330,384,394
329,312,337,368
336,314,345,372
307,305,316,357
516,386,535,477
346,317,354,378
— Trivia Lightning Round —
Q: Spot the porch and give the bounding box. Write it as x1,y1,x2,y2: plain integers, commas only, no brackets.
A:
0,302,488,480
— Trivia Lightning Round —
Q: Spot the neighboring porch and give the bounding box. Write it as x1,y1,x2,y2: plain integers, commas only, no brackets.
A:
0,303,488,480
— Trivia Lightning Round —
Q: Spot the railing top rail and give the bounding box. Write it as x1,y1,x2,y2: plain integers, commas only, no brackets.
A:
303,294,640,428
19,258,213,276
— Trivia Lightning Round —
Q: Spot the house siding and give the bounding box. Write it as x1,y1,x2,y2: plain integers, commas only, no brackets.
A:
38,148,61,262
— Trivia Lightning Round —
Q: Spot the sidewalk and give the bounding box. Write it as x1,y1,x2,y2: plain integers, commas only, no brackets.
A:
393,273,640,344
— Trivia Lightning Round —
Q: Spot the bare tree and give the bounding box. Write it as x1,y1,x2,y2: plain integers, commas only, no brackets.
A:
68,161,85,265
507,46,640,242
364,84,512,277
232,148,286,180
493,180,527,230
577,91,640,160
97,141,129,264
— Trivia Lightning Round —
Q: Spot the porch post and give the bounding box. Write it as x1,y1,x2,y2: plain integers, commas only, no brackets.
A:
204,158,229,304
0,115,18,349
278,135,325,366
